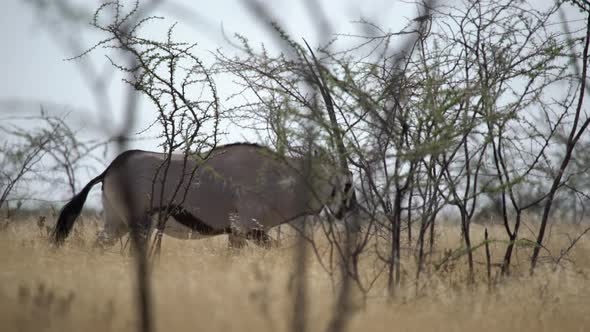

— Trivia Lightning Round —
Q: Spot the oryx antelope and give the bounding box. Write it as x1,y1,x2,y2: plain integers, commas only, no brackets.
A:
51,143,356,248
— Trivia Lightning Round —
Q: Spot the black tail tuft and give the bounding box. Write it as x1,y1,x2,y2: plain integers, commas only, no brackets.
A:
51,173,104,246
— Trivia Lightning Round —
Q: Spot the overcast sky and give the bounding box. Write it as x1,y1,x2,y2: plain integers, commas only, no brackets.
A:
1,0,584,207
3,1,578,143
0,0,423,205
0,0,416,145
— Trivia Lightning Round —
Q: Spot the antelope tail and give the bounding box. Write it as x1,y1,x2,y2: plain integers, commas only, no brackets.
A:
52,171,106,245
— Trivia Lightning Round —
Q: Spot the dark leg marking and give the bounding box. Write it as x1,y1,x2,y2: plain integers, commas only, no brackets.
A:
228,233,247,249
245,229,274,248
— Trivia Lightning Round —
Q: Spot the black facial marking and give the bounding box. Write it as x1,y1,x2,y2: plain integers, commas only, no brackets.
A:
330,187,336,199
343,181,352,194
333,180,355,219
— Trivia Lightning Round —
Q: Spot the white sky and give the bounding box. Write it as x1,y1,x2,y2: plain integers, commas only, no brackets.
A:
0,0,421,205
0,0,583,207
0,0,417,143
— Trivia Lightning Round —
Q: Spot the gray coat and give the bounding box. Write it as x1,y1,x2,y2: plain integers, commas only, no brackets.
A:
52,143,353,246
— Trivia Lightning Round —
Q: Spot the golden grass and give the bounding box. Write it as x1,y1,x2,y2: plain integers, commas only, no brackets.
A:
0,215,589,332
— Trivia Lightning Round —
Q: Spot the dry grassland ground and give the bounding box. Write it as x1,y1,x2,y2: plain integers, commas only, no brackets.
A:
0,215,589,332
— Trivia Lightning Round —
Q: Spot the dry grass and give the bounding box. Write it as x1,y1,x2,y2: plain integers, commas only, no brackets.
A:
1,215,589,332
